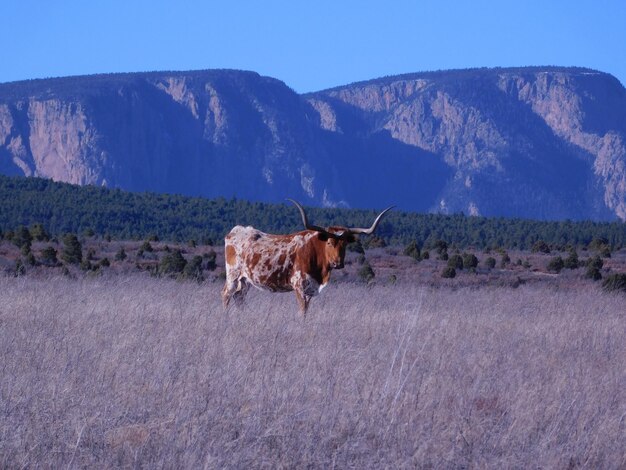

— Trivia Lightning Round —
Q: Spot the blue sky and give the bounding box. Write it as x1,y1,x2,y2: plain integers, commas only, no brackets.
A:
1,0,625,92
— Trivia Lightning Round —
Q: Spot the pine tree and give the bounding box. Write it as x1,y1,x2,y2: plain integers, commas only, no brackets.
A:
61,234,82,264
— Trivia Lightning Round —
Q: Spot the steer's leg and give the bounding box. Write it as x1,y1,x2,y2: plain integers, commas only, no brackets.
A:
222,276,237,309
232,278,250,305
294,290,311,317
222,271,249,309
291,271,312,317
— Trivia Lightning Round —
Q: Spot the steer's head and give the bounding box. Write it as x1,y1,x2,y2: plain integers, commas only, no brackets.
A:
318,227,355,269
287,199,394,271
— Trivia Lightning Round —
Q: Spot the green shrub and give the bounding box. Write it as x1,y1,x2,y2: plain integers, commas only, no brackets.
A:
602,273,626,293
347,240,365,254
115,247,127,261
20,243,32,256
433,240,448,261
403,241,421,261
432,239,448,254
25,252,36,266
363,236,386,249
586,265,602,281
600,245,612,258
564,251,579,269
588,237,609,251
441,266,456,278
61,233,82,264
587,256,604,270
485,257,496,269
462,253,478,270
588,238,612,258
80,259,95,271
357,261,375,283
531,240,551,254
500,252,511,268
30,223,50,242
140,241,154,252
586,268,602,281
447,254,463,270
12,226,32,250
204,250,217,271
14,259,26,276
183,255,204,281
421,250,430,260
547,256,564,273
137,241,154,259
159,250,187,275
40,246,59,266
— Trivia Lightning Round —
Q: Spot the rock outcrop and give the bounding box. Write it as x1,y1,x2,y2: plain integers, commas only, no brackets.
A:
1,67,625,220
0,71,347,206
309,67,626,219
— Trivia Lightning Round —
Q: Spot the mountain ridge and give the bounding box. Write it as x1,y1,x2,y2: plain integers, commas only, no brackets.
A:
307,66,611,94
1,66,625,221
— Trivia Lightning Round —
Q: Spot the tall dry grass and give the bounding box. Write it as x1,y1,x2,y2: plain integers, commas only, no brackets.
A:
1,275,625,468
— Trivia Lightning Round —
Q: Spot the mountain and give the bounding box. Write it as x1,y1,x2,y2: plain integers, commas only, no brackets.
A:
1,67,625,220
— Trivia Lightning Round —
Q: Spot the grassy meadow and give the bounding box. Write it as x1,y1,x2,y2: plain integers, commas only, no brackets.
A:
1,275,625,468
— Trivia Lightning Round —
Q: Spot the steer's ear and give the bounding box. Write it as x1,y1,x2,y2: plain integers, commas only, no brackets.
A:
316,232,330,241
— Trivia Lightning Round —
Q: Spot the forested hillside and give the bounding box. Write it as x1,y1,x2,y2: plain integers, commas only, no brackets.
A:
1,175,625,249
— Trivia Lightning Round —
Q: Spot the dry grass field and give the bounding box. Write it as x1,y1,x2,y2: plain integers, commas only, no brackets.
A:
1,275,625,468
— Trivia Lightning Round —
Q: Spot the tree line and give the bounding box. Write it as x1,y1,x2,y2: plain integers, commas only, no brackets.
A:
1,174,625,250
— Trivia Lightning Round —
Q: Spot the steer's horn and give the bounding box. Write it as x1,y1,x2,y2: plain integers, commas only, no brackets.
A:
287,199,328,233
348,206,395,235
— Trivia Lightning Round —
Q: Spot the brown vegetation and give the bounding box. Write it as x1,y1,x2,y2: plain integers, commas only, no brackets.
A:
2,237,625,291
1,276,625,467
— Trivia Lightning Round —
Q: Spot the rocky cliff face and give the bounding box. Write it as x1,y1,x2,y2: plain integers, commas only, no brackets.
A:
309,67,626,220
0,71,349,206
1,67,625,220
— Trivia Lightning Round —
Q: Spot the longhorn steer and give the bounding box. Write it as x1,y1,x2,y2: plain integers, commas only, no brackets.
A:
222,199,393,315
